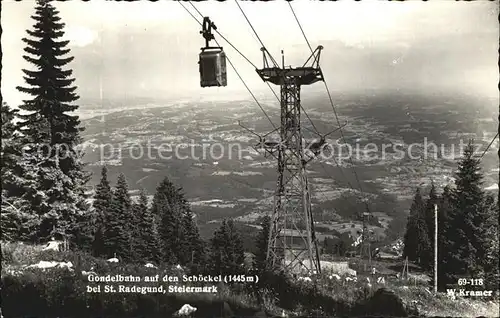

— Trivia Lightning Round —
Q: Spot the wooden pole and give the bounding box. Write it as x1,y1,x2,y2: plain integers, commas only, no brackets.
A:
434,204,438,294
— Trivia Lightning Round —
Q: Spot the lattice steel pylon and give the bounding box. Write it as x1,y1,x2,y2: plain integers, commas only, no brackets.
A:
359,212,372,266
256,46,324,276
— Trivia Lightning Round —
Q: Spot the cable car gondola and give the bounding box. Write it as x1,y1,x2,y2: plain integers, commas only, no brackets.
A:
199,17,227,87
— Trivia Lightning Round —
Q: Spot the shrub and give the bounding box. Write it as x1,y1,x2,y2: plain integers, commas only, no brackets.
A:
1,241,44,265
1,258,264,317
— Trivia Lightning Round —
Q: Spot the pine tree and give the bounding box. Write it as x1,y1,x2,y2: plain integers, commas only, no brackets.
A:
135,189,160,263
435,186,453,289
1,101,43,242
1,102,23,241
415,217,432,270
254,215,271,271
483,201,499,290
1,103,19,182
13,0,91,243
210,221,227,274
180,208,206,267
92,166,113,257
420,182,439,270
228,219,245,268
441,142,496,287
403,188,423,261
152,177,185,265
210,219,245,274
104,174,133,260
403,188,431,268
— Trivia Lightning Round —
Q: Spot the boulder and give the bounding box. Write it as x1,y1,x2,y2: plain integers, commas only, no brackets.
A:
365,288,408,317
42,240,64,251
175,304,197,316
27,261,73,271
81,270,97,276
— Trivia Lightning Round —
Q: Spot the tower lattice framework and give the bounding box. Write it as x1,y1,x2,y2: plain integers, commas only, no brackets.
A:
256,46,324,275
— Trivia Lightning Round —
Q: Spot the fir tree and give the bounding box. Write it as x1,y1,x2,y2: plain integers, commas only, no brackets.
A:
483,201,499,290
403,188,423,261
152,177,185,265
210,220,229,274
13,0,91,243
420,182,439,270
228,219,245,268
16,0,82,154
254,215,271,272
26,149,87,243
210,219,245,274
1,103,20,182
1,102,23,241
180,208,206,267
72,206,95,252
441,142,496,287
104,174,133,260
92,166,113,257
403,188,431,268
135,189,160,263
435,186,453,289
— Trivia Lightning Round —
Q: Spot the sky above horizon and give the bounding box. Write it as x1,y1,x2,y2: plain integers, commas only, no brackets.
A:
2,0,499,107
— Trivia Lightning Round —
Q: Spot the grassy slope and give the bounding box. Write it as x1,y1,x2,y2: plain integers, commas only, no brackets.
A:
2,242,498,317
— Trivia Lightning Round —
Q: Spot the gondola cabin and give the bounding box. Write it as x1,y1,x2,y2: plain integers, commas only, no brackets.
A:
199,47,227,87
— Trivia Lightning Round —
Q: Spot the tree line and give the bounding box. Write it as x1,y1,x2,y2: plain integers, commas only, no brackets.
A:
402,143,499,290
90,167,249,273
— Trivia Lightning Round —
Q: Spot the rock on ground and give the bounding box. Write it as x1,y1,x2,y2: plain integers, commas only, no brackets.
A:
365,288,408,317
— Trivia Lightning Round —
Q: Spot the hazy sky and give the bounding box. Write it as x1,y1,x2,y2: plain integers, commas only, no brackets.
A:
2,0,499,107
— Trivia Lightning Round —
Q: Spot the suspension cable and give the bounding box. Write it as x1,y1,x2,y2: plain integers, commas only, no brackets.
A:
233,1,362,249
188,1,321,137
233,1,323,136
231,1,358,212
187,2,284,118
186,1,258,70
183,1,360,215
480,132,499,159
317,161,361,215
288,2,369,212
234,0,279,68
288,2,314,59
178,1,277,131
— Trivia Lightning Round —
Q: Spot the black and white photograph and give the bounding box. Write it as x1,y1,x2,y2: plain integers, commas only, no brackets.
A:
1,0,499,317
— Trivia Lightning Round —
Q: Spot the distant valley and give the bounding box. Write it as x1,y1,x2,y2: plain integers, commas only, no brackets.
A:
78,90,499,241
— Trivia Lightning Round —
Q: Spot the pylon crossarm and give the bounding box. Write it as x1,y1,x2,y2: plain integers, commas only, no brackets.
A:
304,121,348,159
301,45,323,68
260,46,280,69
238,120,263,139
238,120,280,157
263,126,280,138
323,120,348,138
